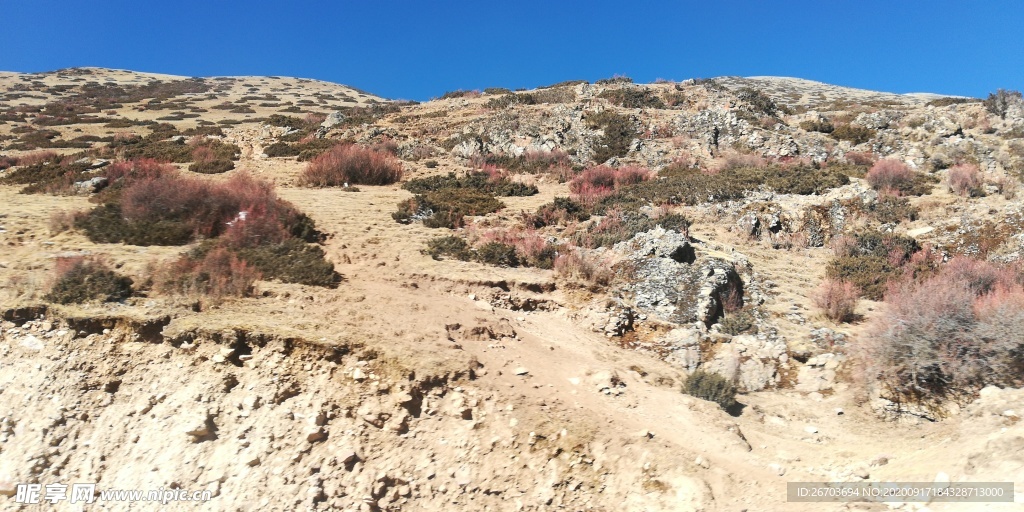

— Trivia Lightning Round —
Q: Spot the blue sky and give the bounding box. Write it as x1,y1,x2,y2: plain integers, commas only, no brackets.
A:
2,0,1021,100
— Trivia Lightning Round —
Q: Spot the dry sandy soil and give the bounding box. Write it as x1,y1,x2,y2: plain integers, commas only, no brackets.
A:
0,68,1021,511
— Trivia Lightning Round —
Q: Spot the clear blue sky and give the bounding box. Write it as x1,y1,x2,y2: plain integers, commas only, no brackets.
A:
2,0,1021,101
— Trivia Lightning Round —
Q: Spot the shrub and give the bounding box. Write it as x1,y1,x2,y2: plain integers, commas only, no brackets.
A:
813,279,860,322
867,195,919,224
529,197,591,228
858,260,1024,413
569,165,653,204
737,87,779,116
719,309,756,335
825,231,920,300
188,159,235,174
264,141,300,157
554,250,614,289
299,144,403,186
800,118,834,133
597,88,666,109
683,370,737,409
156,246,261,298
425,236,472,261
947,163,982,197
586,110,639,163
236,239,341,288
405,170,537,197
75,203,194,246
474,241,520,267
831,124,876,144
865,159,930,196
44,257,134,304
983,89,1022,119
394,189,505,228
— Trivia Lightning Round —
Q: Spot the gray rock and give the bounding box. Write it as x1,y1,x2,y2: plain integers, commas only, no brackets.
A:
73,176,108,194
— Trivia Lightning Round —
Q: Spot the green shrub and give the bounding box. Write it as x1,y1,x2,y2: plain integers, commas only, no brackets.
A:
425,236,472,261
75,203,194,246
737,87,780,116
586,110,639,163
264,142,300,157
868,196,919,224
44,258,134,304
800,118,834,133
530,197,591,227
831,124,876,145
683,370,738,409
574,211,691,248
597,88,665,109
188,159,235,174
474,242,520,267
402,171,537,196
719,310,756,335
394,189,505,228
236,239,341,288
600,164,850,210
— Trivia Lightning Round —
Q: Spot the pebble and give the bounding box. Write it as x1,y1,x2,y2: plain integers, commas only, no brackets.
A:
513,367,528,376
804,425,819,434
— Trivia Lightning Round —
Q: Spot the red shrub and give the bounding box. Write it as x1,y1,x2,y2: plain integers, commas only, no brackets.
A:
569,165,653,204
865,159,915,195
17,151,59,166
191,145,216,164
844,151,877,166
614,165,654,187
103,158,175,184
858,257,1024,412
299,144,403,187
947,163,981,197
121,171,283,238
157,247,261,298
813,278,860,322
219,204,291,249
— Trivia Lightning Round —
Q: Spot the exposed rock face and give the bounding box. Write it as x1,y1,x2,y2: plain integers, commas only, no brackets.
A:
615,228,741,327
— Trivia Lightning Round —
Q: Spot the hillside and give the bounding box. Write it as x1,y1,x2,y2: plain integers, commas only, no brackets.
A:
1,68,1022,511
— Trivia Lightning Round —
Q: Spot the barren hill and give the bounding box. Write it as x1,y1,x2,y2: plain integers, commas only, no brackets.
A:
1,68,1022,511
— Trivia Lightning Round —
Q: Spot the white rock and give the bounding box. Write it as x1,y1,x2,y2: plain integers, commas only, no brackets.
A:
19,335,43,351
804,425,819,434
351,368,367,381
513,367,529,376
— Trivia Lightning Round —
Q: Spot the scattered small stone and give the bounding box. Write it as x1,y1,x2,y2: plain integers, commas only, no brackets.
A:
513,367,529,376
351,368,367,381
694,456,709,469
804,425,819,434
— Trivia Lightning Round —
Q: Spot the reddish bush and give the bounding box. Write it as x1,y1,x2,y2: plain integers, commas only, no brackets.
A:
813,279,860,322
219,204,291,249
858,257,1024,413
121,171,283,239
844,151,877,166
947,163,982,197
17,151,59,166
157,247,261,298
865,159,916,195
299,144,403,187
191,144,216,164
569,165,653,204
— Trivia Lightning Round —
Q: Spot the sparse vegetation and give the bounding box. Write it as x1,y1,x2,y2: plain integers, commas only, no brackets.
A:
683,370,738,410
